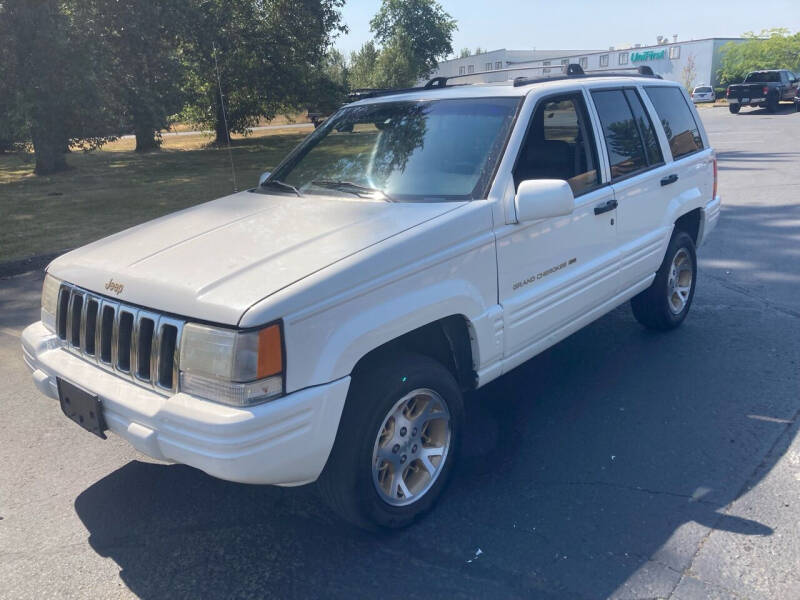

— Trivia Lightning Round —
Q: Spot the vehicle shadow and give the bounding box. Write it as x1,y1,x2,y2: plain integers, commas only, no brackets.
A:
730,103,798,116
74,226,799,600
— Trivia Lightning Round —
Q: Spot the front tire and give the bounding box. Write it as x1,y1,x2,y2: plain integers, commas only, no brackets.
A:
729,103,740,114
318,353,464,530
631,231,697,331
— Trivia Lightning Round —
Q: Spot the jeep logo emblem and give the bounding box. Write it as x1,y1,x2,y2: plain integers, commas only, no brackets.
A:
104,278,124,295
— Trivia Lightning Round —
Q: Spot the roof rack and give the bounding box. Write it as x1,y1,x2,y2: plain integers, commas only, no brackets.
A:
346,65,662,103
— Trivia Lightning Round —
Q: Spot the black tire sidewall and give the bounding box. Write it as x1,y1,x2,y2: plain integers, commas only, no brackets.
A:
729,104,740,114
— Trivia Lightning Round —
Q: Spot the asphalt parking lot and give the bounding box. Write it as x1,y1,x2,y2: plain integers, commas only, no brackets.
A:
1,103,799,600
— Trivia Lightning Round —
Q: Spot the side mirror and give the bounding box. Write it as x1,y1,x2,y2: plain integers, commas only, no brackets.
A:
258,171,271,186
514,179,575,223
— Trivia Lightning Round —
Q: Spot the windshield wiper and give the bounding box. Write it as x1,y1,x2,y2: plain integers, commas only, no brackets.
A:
261,179,302,197
311,179,395,202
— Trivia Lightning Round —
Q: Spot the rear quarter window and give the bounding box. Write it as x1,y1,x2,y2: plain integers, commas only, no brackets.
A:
645,87,704,159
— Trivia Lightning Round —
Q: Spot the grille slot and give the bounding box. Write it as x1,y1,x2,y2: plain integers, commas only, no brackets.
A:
116,311,134,372
84,299,99,356
99,304,115,363
136,317,155,380
157,324,178,390
53,283,184,394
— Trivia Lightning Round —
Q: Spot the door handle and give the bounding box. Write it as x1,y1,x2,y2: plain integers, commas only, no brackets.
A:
661,174,679,186
594,199,618,215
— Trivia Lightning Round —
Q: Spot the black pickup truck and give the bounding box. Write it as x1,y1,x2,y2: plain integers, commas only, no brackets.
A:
726,69,799,114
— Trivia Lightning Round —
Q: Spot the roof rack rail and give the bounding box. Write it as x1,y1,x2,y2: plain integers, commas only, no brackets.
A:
512,64,662,87
347,64,664,102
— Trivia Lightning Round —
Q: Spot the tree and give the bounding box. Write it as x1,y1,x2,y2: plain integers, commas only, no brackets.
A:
350,41,381,89
459,48,472,58
370,0,456,86
681,54,697,91
75,0,188,152
718,29,800,85
180,0,346,146
0,0,120,174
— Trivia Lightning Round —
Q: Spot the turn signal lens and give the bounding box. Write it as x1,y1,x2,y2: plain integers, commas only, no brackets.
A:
762,86,769,96
257,324,283,378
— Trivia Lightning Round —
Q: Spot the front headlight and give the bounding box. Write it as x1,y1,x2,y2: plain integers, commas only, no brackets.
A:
41,273,61,333
179,322,284,407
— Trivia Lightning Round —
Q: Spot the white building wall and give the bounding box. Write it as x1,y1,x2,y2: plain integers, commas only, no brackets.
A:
427,39,745,89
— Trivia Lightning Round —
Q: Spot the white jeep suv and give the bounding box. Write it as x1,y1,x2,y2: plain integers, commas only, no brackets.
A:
23,70,721,529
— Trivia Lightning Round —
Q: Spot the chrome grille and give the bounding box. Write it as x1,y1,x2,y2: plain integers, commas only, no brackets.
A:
56,283,184,394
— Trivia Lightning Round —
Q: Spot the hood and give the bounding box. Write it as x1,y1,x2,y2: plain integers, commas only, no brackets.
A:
48,191,465,325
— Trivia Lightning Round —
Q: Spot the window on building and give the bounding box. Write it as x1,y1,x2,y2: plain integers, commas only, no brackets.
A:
645,86,704,159
513,94,600,197
542,60,551,74
669,46,680,60
619,53,629,65
579,57,588,69
459,66,465,75
495,61,502,70
467,64,474,74
561,59,569,66
486,62,493,71
591,89,651,180
600,54,609,67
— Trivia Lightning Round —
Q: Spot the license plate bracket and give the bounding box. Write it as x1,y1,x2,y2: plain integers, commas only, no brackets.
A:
741,97,750,103
57,378,107,439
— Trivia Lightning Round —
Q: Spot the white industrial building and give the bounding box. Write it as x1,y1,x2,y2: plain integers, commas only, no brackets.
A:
428,37,745,88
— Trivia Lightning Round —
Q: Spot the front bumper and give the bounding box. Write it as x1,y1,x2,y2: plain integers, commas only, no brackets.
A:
22,321,349,486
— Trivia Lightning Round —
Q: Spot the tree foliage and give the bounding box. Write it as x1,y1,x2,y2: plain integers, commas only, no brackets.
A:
74,0,189,152
179,0,346,145
718,29,800,85
368,0,456,87
0,0,121,173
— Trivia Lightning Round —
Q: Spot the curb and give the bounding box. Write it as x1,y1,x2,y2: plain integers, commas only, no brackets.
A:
0,251,65,279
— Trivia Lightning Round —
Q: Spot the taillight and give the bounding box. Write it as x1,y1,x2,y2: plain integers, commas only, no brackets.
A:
712,158,718,199
762,86,769,96
726,87,731,97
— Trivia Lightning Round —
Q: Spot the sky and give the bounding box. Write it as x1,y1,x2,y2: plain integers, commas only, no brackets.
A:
335,0,799,58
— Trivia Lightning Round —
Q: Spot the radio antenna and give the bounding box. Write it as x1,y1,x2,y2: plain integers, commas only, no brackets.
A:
212,43,238,192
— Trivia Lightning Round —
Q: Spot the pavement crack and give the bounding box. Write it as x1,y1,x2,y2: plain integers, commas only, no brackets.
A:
704,272,800,320
532,480,717,505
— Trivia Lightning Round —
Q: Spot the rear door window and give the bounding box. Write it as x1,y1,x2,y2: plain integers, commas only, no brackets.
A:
644,86,704,159
591,89,649,180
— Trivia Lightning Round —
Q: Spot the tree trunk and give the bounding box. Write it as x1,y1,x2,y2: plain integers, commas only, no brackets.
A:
134,127,160,152
31,125,68,175
213,99,231,146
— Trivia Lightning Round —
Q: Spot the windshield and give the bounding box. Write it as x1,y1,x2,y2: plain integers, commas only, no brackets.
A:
694,87,712,93
267,97,521,202
744,72,780,83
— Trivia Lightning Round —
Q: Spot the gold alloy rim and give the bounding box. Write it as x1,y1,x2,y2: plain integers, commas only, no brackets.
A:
371,388,451,507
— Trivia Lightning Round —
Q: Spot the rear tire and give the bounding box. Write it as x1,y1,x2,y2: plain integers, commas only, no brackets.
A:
767,95,779,113
631,231,697,331
318,352,464,530
729,104,740,114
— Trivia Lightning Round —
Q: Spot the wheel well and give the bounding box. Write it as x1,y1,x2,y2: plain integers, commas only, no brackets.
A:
674,208,701,245
350,315,476,391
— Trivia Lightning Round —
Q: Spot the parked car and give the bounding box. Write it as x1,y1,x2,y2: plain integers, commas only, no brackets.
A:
23,70,721,529
795,87,800,112
726,69,799,113
691,85,715,103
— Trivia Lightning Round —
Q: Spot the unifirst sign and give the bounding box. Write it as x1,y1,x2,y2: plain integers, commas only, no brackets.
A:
631,49,666,62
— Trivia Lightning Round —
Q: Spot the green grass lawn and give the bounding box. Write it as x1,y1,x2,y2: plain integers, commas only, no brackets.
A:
0,131,307,263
